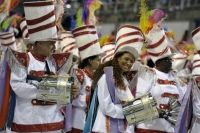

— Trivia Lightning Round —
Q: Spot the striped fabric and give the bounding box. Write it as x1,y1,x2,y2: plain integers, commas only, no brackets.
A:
19,18,29,39
146,26,172,63
59,31,76,53
101,43,115,63
24,1,57,42
192,26,200,51
115,24,144,59
0,32,16,46
172,53,187,71
72,25,102,60
192,54,200,76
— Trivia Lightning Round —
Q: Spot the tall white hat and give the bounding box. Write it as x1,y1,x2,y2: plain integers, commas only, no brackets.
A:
115,24,144,59
192,26,200,51
55,31,79,57
192,53,200,76
101,43,115,63
146,26,172,63
24,1,57,42
172,53,187,71
72,25,102,60
0,32,17,50
19,18,29,39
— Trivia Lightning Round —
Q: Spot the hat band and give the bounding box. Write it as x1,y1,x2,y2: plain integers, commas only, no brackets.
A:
116,31,142,42
23,32,29,38
115,38,144,53
193,64,200,70
24,1,53,7
1,41,15,46
0,35,14,39
26,10,54,26
62,42,76,52
102,52,114,63
72,25,95,33
192,27,200,37
193,59,200,64
73,31,96,37
21,25,28,34
63,45,75,53
148,47,169,57
104,48,115,53
0,33,12,37
56,35,74,41
79,39,98,51
147,35,165,49
118,25,142,33
28,21,55,34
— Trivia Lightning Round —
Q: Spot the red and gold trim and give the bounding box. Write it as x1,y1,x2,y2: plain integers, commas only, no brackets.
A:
11,121,64,132
12,50,29,67
52,52,70,71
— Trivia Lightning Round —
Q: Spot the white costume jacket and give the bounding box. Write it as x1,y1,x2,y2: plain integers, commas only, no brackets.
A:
72,68,93,130
92,74,135,133
135,66,187,133
191,80,200,133
9,49,72,132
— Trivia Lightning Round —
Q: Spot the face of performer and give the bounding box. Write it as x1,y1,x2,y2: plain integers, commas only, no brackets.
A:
35,41,56,57
156,56,172,73
89,56,101,71
117,52,135,72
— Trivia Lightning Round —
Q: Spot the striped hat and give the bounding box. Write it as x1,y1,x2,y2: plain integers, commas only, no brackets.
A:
146,25,172,63
115,24,144,59
172,53,187,71
101,43,115,63
192,53,200,76
19,18,29,39
192,26,200,51
0,32,17,50
72,25,102,60
23,1,57,42
55,31,79,57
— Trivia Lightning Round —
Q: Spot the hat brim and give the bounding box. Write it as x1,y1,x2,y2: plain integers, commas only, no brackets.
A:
28,38,57,44
115,46,139,59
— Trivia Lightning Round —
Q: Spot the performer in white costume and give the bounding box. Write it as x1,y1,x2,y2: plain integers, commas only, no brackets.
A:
9,1,75,132
190,26,200,133
91,24,144,133
135,25,187,133
70,25,102,132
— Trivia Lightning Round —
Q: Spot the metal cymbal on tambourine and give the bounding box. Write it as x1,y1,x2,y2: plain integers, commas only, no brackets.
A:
36,74,74,105
159,98,181,126
122,93,181,126
122,93,159,125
